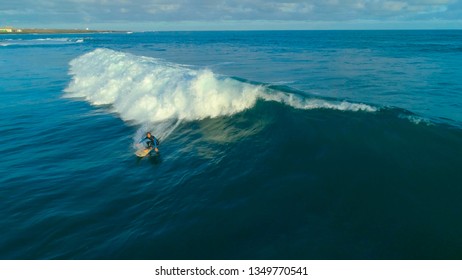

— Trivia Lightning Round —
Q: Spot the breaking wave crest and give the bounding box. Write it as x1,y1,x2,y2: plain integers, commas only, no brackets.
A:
65,48,264,123
65,48,376,138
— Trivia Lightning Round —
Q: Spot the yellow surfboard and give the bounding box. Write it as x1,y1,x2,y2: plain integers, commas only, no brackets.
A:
135,147,153,157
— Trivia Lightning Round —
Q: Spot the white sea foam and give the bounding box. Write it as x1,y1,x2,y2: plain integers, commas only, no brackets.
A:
1,38,84,46
65,49,376,139
265,90,376,112
66,48,263,123
400,114,432,126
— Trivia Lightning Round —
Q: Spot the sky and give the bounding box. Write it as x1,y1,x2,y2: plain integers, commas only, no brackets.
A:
1,0,462,31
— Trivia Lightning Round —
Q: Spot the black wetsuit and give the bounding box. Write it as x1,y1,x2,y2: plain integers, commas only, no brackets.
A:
140,135,159,149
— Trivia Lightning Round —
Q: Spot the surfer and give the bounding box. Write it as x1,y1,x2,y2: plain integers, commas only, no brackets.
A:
140,132,160,153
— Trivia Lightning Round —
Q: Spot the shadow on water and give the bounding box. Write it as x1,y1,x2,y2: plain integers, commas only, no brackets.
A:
148,153,163,165
134,153,163,165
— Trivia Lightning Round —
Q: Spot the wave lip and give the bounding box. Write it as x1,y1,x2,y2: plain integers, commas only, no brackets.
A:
264,91,377,112
65,48,263,124
65,48,377,126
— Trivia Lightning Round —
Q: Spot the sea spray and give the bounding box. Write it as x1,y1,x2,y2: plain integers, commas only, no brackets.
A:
65,48,266,145
65,49,262,123
132,120,181,149
65,48,376,142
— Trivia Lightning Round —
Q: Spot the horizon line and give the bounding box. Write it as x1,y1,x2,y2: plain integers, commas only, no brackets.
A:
3,26,462,32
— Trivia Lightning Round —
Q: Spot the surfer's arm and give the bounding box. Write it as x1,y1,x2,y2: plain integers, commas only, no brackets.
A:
153,138,158,148
153,137,159,152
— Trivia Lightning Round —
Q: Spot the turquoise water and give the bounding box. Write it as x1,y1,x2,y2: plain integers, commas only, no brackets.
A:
1,30,462,259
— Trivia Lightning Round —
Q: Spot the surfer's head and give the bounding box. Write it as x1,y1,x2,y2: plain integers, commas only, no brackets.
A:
146,132,151,137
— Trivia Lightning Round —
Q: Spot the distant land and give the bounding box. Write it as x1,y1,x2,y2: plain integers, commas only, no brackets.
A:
0,27,127,34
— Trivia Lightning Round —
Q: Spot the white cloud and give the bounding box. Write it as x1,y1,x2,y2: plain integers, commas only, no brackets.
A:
146,4,180,14
274,3,314,13
383,1,408,12
1,0,460,29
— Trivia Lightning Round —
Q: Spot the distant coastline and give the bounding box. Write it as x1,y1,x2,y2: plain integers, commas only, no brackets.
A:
0,27,127,34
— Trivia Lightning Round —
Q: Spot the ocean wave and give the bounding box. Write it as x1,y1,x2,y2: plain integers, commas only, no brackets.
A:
264,90,376,112
1,38,84,47
65,48,262,124
65,48,376,126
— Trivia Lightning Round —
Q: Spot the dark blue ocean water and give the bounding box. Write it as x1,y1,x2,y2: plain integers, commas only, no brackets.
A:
1,30,462,259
